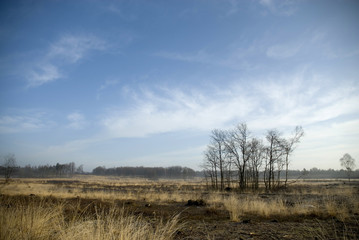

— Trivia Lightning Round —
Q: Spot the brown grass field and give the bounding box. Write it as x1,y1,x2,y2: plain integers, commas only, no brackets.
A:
1,176,358,239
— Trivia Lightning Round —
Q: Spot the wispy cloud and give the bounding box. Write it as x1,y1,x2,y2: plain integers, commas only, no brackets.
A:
291,119,359,169
67,112,87,130
155,50,211,64
27,64,61,87
156,28,354,69
48,35,107,63
259,0,298,16
104,4,137,21
26,34,107,87
101,85,256,137
248,71,359,130
96,79,119,100
0,111,55,134
100,70,359,138
99,80,119,91
266,42,303,59
225,0,240,16
45,135,108,156
324,46,359,59
155,49,259,71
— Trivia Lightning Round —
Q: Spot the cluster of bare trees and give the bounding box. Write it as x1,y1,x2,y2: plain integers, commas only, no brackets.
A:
202,123,304,191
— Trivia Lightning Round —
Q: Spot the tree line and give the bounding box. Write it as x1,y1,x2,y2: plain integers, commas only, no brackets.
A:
2,151,357,181
0,161,83,178
298,167,359,180
92,166,196,179
3,163,357,180
0,158,196,179
202,122,304,191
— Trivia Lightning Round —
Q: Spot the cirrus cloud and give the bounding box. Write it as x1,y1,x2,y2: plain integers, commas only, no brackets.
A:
26,34,107,88
100,71,359,138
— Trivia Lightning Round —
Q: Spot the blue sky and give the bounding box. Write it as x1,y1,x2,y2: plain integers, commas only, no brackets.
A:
1,0,358,171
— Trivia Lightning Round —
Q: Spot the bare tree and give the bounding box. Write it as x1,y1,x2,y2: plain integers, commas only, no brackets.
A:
224,154,234,188
202,123,303,191
265,129,284,190
3,154,17,182
283,126,304,187
340,153,356,182
225,123,251,190
202,145,219,189
69,162,76,176
224,130,242,188
249,138,264,190
235,123,251,190
275,153,286,188
210,129,227,190
76,164,84,174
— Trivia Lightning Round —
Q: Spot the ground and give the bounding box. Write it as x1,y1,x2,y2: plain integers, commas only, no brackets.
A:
0,177,358,239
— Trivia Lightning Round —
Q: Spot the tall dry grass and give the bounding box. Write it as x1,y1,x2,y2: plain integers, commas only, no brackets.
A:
0,200,63,240
223,195,292,221
222,192,358,222
0,197,181,240
60,207,181,240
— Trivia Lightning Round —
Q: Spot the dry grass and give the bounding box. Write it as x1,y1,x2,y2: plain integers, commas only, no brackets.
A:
0,177,204,203
222,188,358,222
0,200,63,240
59,208,181,240
306,219,359,240
223,195,315,221
0,196,181,240
1,176,358,239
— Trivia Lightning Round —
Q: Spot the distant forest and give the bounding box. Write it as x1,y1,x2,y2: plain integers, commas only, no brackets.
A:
0,162,196,179
1,162,358,180
92,165,196,179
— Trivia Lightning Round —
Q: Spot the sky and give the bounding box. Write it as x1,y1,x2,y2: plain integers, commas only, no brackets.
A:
0,0,358,172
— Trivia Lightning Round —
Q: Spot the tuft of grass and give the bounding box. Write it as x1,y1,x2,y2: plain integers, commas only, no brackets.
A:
0,200,63,240
223,195,242,222
60,207,181,240
223,195,290,221
324,196,350,221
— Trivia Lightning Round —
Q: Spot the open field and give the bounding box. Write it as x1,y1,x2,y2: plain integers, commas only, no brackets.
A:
1,176,358,239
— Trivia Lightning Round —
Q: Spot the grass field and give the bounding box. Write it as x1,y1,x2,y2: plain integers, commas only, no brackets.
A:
1,176,358,239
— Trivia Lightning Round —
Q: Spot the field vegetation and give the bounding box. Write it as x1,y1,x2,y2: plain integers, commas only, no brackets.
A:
1,176,358,239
